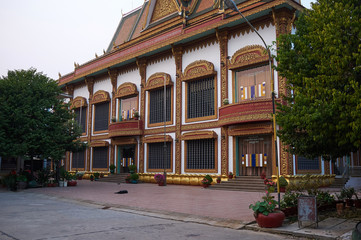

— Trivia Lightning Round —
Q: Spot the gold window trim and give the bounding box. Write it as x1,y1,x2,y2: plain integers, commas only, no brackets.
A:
90,141,109,147
229,45,269,70
181,131,218,141
91,90,111,105
145,72,173,91
182,60,216,82
115,82,139,99
70,96,88,109
143,135,173,143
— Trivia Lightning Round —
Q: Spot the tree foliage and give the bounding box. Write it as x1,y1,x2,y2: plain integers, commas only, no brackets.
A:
276,0,361,160
0,69,85,162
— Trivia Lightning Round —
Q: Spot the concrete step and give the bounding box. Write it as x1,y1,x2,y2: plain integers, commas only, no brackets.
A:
98,173,129,183
211,176,266,192
328,177,348,188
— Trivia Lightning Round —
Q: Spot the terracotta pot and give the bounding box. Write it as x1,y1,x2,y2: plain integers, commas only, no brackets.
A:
68,181,77,186
216,179,221,184
158,182,164,186
279,187,286,193
346,199,354,207
255,211,285,228
355,200,361,208
202,184,210,188
228,175,233,179
336,202,344,215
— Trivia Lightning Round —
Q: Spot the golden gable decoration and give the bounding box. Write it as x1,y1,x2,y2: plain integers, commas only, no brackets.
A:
115,82,138,99
151,0,179,23
143,135,173,143
70,96,87,109
229,45,269,70
91,90,110,105
145,72,173,91
182,60,216,82
181,131,217,140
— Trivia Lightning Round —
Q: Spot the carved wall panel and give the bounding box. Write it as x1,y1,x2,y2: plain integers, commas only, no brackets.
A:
145,72,173,90
182,60,216,82
115,82,139,98
70,96,88,109
229,45,269,70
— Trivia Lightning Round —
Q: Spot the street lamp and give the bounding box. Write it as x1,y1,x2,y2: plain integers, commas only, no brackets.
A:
224,0,280,207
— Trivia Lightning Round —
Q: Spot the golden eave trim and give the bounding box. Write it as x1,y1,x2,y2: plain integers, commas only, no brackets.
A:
91,90,111,105
143,135,173,143
70,96,88,109
182,60,216,82
182,131,217,140
90,141,109,147
229,45,269,70
145,72,173,91
115,82,139,99
112,137,138,145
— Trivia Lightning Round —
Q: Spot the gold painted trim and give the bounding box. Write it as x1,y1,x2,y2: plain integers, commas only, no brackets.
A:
181,131,217,140
115,82,138,99
70,96,88,109
229,45,269,70
90,141,109,147
143,134,173,143
112,137,138,145
145,72,173,91
90,90,111,105
182,60,216,82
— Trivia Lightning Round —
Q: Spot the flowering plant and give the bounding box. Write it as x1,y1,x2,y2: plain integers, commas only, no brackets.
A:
249,191,277,216
260,171,276,193
201,174,213,185
154,174,165,184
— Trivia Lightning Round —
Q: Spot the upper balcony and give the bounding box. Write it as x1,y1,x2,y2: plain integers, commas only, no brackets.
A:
218,99,274,126
108,120,143,138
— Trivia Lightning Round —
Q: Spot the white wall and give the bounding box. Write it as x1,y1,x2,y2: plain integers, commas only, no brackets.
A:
73,85,89,100
93,75,112,94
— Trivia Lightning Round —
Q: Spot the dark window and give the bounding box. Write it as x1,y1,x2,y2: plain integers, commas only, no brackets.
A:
94,102,109,132
75,107,87,133
149,87,171,124
148,142,171,169
187,139,215,169
93,147,108,169
72,150,85,169
187,77,215,119
297,156,319,170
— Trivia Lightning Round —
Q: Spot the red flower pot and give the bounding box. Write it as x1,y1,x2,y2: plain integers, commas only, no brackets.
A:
202,184,210,188
255,211,285,228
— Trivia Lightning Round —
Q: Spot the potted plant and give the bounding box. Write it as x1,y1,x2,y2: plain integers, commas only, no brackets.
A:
228,172,233,179
201,174,213,188
93,172,100,180
130,173,139,184
154,174,165,186
133,111,139,120
111,116,116,122
223,98,229,105
16,174,28,190
109,164,116,174
75,171,84,180
125,174,131,183
354,191,361,208
216,176,221,184
90,174,94,181
249,191,285,228
341,187,355,207
59,167,68,187
128,165,137,174
278,176,288,192
67,173,77,186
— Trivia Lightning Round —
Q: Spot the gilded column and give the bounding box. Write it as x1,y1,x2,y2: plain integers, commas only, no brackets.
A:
65,85,74,170
136,58,147,173
85,77,94,172
217,30,229,176
108,69,118,168
273,9,295,175
172,46,183,174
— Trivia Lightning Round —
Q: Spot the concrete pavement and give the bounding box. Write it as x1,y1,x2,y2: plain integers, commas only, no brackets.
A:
18,181,361,239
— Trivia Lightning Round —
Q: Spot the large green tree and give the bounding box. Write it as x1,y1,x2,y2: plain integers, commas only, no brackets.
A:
276,0,361,160
0,69,84,169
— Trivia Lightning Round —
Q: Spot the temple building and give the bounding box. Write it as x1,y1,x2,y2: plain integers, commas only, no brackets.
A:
56,0,360,185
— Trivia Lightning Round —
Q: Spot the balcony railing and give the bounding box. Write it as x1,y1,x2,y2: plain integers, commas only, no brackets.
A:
218,99,274,126
108,120,143,137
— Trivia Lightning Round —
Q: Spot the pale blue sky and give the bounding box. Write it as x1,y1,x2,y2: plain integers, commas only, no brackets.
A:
0,0,314,80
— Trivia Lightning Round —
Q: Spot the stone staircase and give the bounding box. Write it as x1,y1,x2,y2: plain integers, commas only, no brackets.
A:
210,176,266,192
98,173,129,183
327,177,349,189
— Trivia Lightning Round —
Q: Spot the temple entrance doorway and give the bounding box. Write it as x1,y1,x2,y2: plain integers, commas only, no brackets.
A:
117,145,136,173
